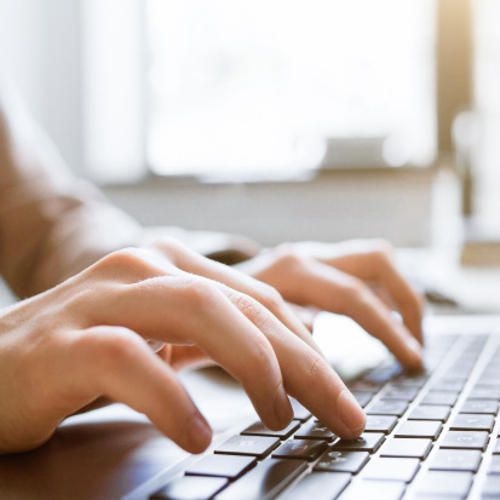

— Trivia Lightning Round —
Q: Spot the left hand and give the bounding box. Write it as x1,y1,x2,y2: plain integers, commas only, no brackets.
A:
235,239,424,362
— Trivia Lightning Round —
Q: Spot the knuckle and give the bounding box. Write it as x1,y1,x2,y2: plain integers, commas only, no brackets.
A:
306,356,330,381
178,276,221,309
231,292,268,327
271,245,305,271
337,279,367,313
255,284,284,312
153,237,186,259
95,248,145,273
80,327,141,367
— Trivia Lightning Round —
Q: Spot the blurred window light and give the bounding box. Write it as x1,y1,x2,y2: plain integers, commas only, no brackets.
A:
146,0,436,179
474,0,500,218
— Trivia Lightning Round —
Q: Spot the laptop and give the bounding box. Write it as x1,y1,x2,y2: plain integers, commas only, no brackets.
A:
1,313,499,500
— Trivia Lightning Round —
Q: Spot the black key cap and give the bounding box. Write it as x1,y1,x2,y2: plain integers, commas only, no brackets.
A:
441,430,489,451
215,435,280,459
351,391,373,407
215,458,307,500
286,472,351,500
294,420,335,441
331,432,385,453
380,438,432,459
364,415,398,434
408,405,450,422
395,420,442,440
482,475,500,498
339,479,406,500
460,399,499,415
383,386,419,401
489,455,500,474
362,457,420,482
272,439,327,461
314,450,369,474
185,455,256,479
469,386,500,400
421,391,458,406
451,414,495,432
242,420,300,439
290,399,312,422
151,476,228,500
415,471,472,498
429,449,482,472
367,400,408,417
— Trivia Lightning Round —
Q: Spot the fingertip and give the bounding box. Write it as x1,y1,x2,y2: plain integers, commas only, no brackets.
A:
337,389,366,435
186,414,213,454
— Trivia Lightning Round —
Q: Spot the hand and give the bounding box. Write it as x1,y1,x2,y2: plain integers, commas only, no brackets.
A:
0,239,366,455
235,239,424,369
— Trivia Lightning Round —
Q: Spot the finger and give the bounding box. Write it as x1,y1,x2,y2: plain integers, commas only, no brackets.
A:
286,258,423,370
322,249,424,344
95,277,292,431
218,288,367,439
151,238,324,356
68,326,212,454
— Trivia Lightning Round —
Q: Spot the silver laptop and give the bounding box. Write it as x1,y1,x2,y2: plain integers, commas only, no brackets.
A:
1,314,499,500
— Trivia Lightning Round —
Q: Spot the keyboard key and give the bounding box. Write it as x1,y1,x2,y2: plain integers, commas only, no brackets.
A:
314,450,369,474
431,379,465,392
241,420,300,439
429,449,482,472
489,455,500,474
367,400,408,417
364,363,403,384
215,435,280,459
441,430,489,451
338,479,406,500
450,414,495,432
393,373,428,388
408,405,450,422
294,420,335,441
272,439,327,461
362,457,420,482
348,380,383,393
469,386,500,400
380,438,432,459
383,386,419,401
151,476,228,500
364,415,398,434
286,472,351,500
186,455,256,479
332,432,385,453
214,458,307,500
351,391,373,408
290,399,312,422
482,475,500,498
395,420,442,440
421,391,458,406
415,471,472,498
492,439,500,454
460,399,499,415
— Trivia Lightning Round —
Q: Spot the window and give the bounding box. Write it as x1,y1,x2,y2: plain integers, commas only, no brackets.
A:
146,0,436,179
474,0,500,219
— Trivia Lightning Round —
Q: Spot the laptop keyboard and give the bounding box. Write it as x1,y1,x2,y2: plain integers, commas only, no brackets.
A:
149,334,500,500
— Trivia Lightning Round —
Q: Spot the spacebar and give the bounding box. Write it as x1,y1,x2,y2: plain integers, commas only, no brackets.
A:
214,458,307,500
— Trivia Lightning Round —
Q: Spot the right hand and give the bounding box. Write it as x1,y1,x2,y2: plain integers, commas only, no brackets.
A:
0,240,370,455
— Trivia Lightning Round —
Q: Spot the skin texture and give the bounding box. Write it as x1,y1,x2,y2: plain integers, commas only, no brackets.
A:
0,238,423,456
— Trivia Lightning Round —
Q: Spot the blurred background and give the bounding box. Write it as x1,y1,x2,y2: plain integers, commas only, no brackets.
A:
0,0,498,254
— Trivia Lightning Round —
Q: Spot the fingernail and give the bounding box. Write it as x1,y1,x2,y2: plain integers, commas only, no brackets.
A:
189,414,212,452
274,384,293,427
337,389,365,433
